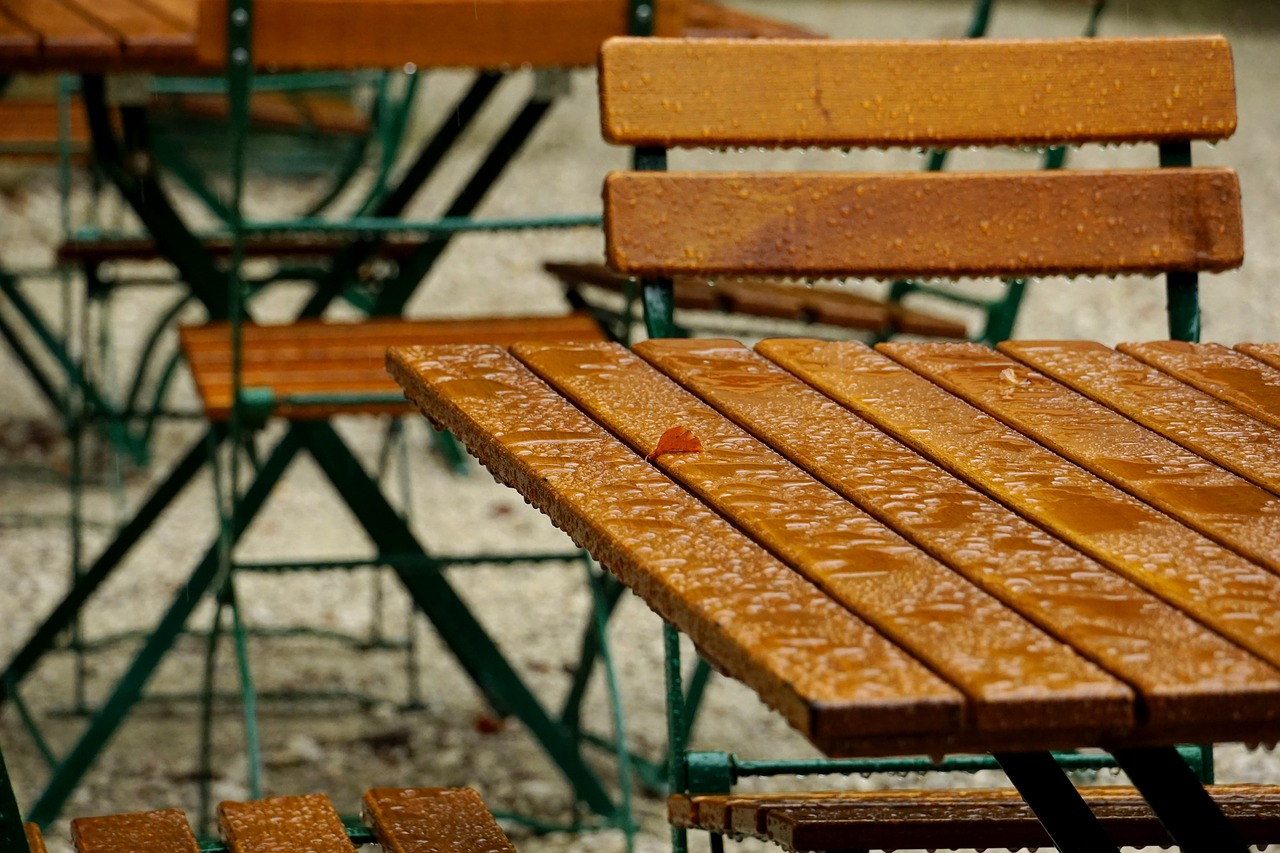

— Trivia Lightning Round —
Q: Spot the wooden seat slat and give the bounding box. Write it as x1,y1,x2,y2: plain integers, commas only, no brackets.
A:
757,338,1280,685
179,314,605,420
362,787,517,853
1000,340,1280,497
1121,340,1280,431
387,343,966,751
635,337,1280,736
24,823,47,853
511,339,1133,735
62,0,193,59
598,36,1236,148
742,785,1280,851
218,793,355,852
1239,342,1280,372
545,260,970,339
882,341,1280,576
174,92,368,136
70,807,200,852
0,0,118,58
0,101,90,162
680,1,821,40
603,169,1244,279
195,0,691,71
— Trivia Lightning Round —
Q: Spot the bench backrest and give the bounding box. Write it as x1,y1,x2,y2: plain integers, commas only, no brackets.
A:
598,36,1242,341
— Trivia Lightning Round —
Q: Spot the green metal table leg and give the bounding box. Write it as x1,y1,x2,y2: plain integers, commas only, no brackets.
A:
297,421,618,817
0,745,28,852
0,428,220,710
25,428,303,827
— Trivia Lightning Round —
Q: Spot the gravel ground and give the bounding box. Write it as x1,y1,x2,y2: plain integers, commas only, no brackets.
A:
1,2,1279,851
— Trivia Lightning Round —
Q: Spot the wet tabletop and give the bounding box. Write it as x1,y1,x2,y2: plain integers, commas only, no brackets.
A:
388,338,1280,758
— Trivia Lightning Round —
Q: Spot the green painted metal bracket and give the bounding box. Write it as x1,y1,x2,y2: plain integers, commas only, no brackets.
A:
1159,140,1200,342
0,743,29,852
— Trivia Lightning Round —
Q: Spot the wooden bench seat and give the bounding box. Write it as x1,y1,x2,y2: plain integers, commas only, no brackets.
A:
0,100,90,163
179,312,605,421
545,261,969,340
55,787,513,852
670,785,1280,851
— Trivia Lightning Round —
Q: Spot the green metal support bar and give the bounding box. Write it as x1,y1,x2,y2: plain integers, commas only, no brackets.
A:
0,744,28,852
299,72,503,316
1160,140,1200,342
26,428,304,827
0,429,218,710
297,421,618,816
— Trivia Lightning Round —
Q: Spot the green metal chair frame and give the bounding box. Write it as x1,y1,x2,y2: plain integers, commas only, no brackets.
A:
597,30,1215,850
0,0,668,840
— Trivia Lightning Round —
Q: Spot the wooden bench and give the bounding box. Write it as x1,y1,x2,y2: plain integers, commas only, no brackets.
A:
383,33,1280,853
670,786,1280,851
0,99,90,163
26,787,515,852
545,260,969,340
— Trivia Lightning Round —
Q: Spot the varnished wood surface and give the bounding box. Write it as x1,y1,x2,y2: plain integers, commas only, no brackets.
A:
67,788,513,853
389,338,1280,757
179,313,604,421
362,787,518,853
0,0,197,71
599,36,1237,148
603,169,1244,279
70,807,201,852
669,786,1280,851
219,794,356,852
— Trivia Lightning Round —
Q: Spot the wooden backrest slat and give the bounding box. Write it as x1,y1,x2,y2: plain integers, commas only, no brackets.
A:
512,340,1134,733
361,787,517,853
603,169,1243,279
387,342,966,749
70,808,200,852
636,337,1280,731
881,341,1280,575
1120,341,1280,431
218,793,356,852
599,36,1236,148
757,338,1280,680
1001,340,1280,497
62,0,192,58
195,0,689,70
0,0,118,57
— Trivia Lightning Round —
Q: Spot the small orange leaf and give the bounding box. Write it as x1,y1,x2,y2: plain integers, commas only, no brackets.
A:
646,425,703,461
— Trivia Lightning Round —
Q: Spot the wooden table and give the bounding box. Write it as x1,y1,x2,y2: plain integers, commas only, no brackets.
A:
389,335,1280,844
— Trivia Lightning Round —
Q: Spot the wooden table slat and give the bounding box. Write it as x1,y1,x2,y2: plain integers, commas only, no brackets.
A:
0,0,118,58
1122,341,1280,431
883,341,1280,577
218,793,356,852
60,0,192,58
636,337,1280,734
362,787,517,853
0,10,38,54
513,340,1133,735
70,807,201,853
757,338,1280,679
1001,340,1280,498
387,343,965,750
1238,342,1280,373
